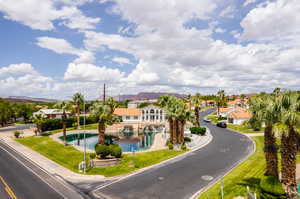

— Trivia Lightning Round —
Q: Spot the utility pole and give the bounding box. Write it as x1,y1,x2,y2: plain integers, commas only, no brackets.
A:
103,83,106,103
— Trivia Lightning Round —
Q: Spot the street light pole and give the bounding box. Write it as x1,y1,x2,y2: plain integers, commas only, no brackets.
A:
83,98,87,173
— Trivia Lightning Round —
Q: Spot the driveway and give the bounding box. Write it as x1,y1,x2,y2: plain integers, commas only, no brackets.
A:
92,109,254,199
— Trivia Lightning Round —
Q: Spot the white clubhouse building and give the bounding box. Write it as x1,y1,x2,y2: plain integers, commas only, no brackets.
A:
114,105,167,123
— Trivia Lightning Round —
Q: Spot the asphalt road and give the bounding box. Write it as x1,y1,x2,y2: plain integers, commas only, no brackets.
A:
0,140,86,199
92,109,254,199
0,124,35,132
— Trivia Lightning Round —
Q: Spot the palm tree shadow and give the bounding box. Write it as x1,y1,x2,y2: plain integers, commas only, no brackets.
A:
237,177,261,190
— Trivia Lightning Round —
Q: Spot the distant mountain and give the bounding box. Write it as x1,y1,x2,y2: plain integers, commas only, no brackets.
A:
4,96,58,104
118,92,187,101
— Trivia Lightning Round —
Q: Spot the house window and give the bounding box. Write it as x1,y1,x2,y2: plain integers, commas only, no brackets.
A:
134,116,138,120
160,116,162,121
142,116,144,121
156,115,159,120
126,116,130,120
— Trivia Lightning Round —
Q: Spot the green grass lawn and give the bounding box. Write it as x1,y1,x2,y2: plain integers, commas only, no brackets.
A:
199,136,265,199
227,124,264,134
16,136,185,177
48,123,98,134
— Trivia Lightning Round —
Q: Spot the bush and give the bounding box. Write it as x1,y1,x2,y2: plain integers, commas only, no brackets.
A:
190,127,206,136
259,176,286,199
168,143,174,150
109,144,122,158
89,153,96,159
14,131,21,138
184,137,191,143
95,144,111,158
181,144,187,150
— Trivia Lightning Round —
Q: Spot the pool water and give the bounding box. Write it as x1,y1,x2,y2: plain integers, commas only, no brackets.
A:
66,134,150,152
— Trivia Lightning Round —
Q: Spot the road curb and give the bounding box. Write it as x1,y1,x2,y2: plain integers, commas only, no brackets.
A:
189,128,257,199
91,127,213,198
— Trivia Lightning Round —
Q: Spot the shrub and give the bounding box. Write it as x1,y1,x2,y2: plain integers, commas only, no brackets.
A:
181,144,187,150
184,137,191,143
190,127,206,136
109,144,122,158
168,143,174,150
259,176,286,199
95,144,111,158
89,153,96,159
14,131,21,138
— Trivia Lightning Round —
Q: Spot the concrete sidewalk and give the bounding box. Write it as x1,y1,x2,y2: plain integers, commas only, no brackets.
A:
0,132,105,184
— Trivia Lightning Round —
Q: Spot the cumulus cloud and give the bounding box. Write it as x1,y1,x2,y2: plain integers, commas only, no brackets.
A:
112,57,132,65
0,0,100,30
64,63,124,82
36,37,95,63
0,63,38,77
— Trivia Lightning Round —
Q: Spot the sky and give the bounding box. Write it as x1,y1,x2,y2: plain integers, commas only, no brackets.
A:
0,0,299,100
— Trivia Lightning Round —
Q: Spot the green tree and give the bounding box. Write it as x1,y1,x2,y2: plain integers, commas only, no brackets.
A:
31,114,45,135
278,91,300,198
54,101,72,145
192,93,202,127
72,93,84,129
90,97,120,144
217,90,226,116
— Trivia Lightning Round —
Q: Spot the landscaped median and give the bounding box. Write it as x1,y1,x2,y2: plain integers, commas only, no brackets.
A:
16,136,186,177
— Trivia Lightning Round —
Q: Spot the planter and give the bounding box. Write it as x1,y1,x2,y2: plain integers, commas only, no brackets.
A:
90,158,121,168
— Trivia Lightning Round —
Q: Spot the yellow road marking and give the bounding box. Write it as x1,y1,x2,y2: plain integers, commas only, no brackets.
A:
0,176,18,199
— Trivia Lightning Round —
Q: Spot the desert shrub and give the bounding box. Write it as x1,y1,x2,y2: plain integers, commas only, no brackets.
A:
109,144,122,158
184,137,192,143
181,144,187,150
95,144,111,158
168,143,174,150
89,153,96,159
190,127,206,135
14,131,21,138
259,176,286,199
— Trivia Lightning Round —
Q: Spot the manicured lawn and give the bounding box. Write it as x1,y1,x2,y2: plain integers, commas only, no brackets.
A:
16,136,185,177
227,124,264,134
199,136,265,199
48,123,98,134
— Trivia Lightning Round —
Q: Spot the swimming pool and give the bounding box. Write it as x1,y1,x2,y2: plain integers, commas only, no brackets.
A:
64,133,153,152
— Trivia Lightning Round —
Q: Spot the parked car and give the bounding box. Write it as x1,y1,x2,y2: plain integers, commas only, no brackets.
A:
216,122,227,128
203,118,211,123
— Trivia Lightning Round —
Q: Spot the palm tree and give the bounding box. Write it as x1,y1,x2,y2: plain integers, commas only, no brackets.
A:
54,101,71,145
90,98,120,145
72,93,84,129
176,104,194,144
31,114,45,135
192,93,202,127
217,90,225,116
278,91,300,198
249,95,280,178
240,94,246,108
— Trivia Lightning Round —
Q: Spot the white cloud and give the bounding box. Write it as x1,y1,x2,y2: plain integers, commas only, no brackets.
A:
0,0,100,30
112,57,132,65
64,63,124,82
243,0,258,7
36,37,95,64
219,6,235,18
0,63,38,77
240,0,300,43
215,28,226,33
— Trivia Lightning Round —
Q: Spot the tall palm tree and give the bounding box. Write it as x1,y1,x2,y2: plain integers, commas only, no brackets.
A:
192,93,202,127
240,94,246,108
31,114,45,135
72,93,84,129
217,90,225,116
90,99,120,145
249,95,280,178
278,91,300,198
176,104,194,144
54,101,71,145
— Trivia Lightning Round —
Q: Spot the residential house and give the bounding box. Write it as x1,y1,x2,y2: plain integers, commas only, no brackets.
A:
33,109,72,119
227,111,251,125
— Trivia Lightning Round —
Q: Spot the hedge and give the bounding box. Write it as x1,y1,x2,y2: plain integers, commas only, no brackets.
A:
41,116,98,131
190,127,206,135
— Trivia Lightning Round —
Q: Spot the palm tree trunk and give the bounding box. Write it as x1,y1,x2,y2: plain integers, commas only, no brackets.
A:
98,122,105,144
195,107,200,127
180,121,185,144
63,122,67,145
169,119,174,144
173,119,177,144
281,127,298,199
176,120,181,144
77,106,80,129
264,125,279,178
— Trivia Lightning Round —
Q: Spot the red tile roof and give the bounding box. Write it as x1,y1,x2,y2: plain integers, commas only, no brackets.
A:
228,111,251,119
114,108,140,116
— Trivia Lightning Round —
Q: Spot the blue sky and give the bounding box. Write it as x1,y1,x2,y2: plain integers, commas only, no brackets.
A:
0,0,299,100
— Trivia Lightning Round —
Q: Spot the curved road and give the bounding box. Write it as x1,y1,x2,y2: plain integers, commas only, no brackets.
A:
92,109,254,199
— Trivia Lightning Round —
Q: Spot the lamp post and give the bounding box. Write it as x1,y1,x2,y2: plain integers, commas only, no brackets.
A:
83,96,87,173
